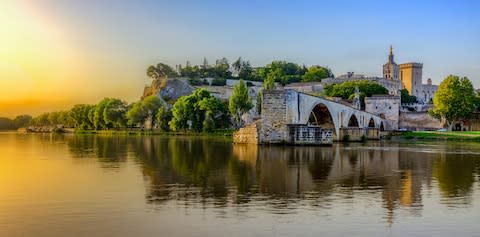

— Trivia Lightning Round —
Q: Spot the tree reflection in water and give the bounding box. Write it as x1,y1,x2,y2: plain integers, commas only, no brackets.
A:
66,136,480,222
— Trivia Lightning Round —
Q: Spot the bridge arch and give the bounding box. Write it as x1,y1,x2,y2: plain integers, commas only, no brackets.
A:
368,118,375,128
308,103,337,138
347,114,359,127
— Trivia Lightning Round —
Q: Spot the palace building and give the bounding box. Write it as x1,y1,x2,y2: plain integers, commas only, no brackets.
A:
383,46,438,103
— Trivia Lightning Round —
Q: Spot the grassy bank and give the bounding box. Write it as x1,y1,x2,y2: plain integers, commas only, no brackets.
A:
396,131,480,141
73,129,235,137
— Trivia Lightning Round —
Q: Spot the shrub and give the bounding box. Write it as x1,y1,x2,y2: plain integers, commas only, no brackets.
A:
188,78,203,86
211,77,226,86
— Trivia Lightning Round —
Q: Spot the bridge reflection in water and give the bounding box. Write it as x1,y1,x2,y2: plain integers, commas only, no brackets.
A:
66,135,480,225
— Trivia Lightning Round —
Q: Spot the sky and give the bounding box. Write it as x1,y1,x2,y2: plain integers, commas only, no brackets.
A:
0,0,479,117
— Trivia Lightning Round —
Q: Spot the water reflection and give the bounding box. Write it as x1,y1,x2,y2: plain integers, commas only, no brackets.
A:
65,136,480,222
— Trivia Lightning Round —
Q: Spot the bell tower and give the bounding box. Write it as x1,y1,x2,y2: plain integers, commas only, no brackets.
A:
383,45,399,80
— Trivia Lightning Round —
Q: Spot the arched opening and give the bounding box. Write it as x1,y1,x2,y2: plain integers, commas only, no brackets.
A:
368,118,375,128
308,103,336,136
347,114,359,127
380,122,385,131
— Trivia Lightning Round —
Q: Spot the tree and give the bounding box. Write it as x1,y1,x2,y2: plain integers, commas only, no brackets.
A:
47,112,60,125
233,57,254,80
13,115,32,128
324,81,389,109
229,80,253,127
263,73,275,90
93,98,111,130
302,65,333,82
146,63,178,80
126,95,164,129
400,89,417,104
214,57,231,78
0,117,15,130
429,75,476,130
256,90,263,115
169,89,229,131
126,102,147,127
70,104,95,129
103,98,128,129
156,106,172,131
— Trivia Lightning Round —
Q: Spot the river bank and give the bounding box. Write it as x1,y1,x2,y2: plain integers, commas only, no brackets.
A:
394,131,480,141
18,128,235,137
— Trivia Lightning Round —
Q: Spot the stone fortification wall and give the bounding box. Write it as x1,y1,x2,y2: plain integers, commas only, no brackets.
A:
259,90,288,144
365,95,400,130
399,112,442,130
469,113,480,131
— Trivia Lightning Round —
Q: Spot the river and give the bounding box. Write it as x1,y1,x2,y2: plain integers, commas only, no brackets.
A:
1,132,479,237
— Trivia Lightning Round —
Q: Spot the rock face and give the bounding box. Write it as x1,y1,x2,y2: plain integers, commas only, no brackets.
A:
142,77,195,102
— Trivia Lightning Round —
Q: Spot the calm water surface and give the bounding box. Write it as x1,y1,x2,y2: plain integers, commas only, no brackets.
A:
1,132,480,237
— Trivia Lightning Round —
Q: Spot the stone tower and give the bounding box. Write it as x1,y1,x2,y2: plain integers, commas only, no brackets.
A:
399,62,423,97
383,46,399,80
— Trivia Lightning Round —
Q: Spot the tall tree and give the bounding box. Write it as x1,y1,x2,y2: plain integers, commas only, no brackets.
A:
229,80,253,127
126,102,147,127
103,98,128,129
429,75,476,130
93,98,111,130
146,63,178,80
70,104,95,129
263,73,275,90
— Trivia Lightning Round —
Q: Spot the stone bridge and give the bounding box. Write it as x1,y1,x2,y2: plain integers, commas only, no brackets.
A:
234,89,389,145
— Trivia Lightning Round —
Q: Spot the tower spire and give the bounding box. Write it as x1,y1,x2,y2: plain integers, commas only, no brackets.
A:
388,45,394,63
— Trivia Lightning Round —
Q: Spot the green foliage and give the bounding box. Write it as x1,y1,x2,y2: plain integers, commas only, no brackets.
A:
126,95,164,129
263,73,275,89
257,60,306,85
0,117,15,130
146,63,178,79
302,65,333,82
155,106,172,131
324,81,389,109
211,77,226,86
233,57,254,80
103,98,128,129
169,89,229,131
214,57,231,78
430,75,476,129
13,115,32,128
126,101,147,127
400,89,417,104
93,98,110,130
474,93,480,112
256,90,263,115
70,104,95,129
188,77,204,86
229,80,253,126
